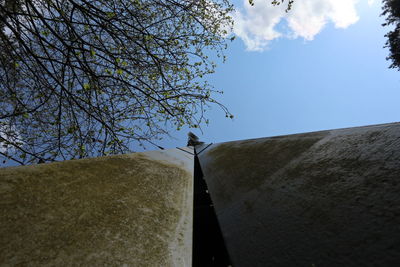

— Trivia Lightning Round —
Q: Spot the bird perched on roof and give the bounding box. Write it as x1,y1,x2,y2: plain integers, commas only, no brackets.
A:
187,132,204,147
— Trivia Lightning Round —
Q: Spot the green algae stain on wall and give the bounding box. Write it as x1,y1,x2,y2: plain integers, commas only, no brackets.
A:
201,132,327,208
0,151,193,266
197,123,400,267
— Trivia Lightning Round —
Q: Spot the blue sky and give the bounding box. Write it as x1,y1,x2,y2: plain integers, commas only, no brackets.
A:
1,0,398,165
156,0,400,149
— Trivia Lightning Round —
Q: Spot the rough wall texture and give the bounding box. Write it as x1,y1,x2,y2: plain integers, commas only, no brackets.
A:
0,148,193,266
198,122,400,267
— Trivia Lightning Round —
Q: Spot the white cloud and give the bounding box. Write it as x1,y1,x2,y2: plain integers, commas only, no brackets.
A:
233,0,360,51
368,0,375,6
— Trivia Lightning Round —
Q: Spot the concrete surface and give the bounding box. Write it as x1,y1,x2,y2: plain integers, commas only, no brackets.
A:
197,122,400,267
0,148,193,266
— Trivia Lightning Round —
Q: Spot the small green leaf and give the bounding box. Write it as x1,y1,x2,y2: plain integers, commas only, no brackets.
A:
67,127,75,134
106,12,115,18
41,30,50,36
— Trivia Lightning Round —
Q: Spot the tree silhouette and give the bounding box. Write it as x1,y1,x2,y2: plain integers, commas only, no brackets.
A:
382,0,400,70
0,0,233,165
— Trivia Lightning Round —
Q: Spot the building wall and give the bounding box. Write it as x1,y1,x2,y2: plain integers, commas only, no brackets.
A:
0,148,193,266
198,122,400,267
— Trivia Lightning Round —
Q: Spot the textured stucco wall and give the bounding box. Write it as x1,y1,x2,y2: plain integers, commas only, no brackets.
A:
198,122,400,267
0,148,193,266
